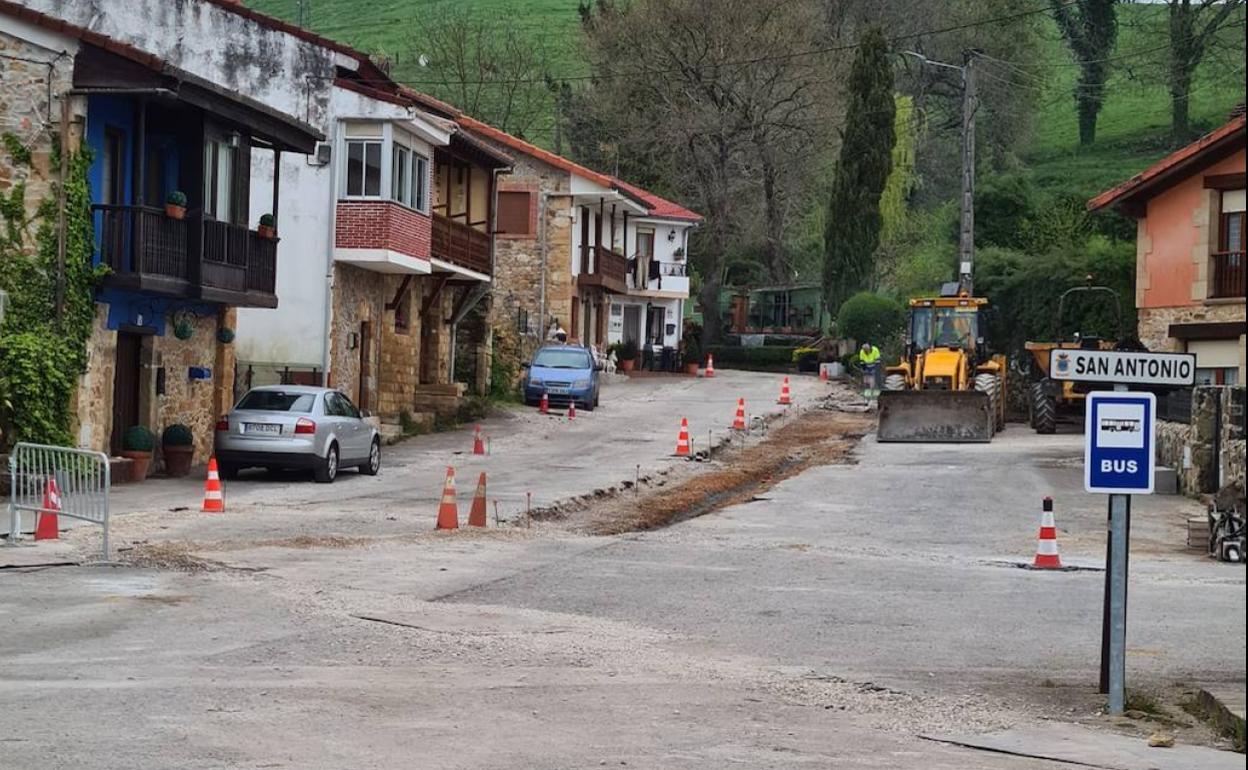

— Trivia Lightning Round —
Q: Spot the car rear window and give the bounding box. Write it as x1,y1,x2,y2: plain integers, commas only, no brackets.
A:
236,390,316,412
532,348,592,368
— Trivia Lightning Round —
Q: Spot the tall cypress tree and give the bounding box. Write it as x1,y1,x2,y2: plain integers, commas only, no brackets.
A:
822,27,895,316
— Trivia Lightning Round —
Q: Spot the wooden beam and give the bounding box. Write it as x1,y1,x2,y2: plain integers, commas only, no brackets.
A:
1204,173,1246,191
385,274,414,311
421,274,452,317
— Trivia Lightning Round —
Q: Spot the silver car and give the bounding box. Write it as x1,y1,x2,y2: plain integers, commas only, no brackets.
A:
213,386,381,483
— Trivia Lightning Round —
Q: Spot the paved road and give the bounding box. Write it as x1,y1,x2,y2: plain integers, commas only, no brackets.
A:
2,374,1243,769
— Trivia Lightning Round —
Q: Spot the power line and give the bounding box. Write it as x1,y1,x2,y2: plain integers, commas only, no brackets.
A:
334,0,1081,89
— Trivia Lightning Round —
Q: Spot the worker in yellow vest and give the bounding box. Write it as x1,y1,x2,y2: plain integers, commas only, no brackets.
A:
858,342,881,398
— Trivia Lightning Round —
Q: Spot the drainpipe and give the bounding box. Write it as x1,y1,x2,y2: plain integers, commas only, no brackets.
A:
320,122,340,385
538,191,550,337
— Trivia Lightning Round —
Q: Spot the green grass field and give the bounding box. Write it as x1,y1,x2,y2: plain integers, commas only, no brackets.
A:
247,0,1245,193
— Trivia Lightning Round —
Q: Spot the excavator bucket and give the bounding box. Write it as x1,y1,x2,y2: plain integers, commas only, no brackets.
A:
876,390,994,443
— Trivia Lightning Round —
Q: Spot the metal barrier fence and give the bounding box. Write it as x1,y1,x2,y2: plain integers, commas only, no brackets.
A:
6,443,111,559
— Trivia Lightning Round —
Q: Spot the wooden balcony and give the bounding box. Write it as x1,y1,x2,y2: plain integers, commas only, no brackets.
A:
577,244,628,294
432,213,491,276
1210,251,1245,299
95,204,278,308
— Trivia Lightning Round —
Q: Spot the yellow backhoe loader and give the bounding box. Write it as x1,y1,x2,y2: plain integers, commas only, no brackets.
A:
876,291,1007,443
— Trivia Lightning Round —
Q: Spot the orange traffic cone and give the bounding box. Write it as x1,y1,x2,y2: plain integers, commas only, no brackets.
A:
202,457,225,513
568,400,577,420
704,354,716,378
674,417,691,457
34,477,62,540
777,376,792,405
819,365,829,382
468,472,488,527
539,391,549,414
436,466,459,529
473,424,485,455
732,398,746,430
1034,497,1061,569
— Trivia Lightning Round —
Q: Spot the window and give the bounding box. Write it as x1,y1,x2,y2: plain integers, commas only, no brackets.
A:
1219,189,1245,253
391,144,410,206
636,229,654,258
414,153,429,212
204,139,236,221
346,139,382,197
497,191,533,235
236,390,316,412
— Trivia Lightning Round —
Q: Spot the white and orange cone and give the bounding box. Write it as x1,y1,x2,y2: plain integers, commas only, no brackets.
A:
777,376,792,405
539,391,549,415
202,457,225,513
472,424,485,455
732,398,747,431
436,466,459,530
674,417,691,457
568,400,577,420
34,477,62,540
1033,497,1062,569
467,472,488,528
704,354,715,378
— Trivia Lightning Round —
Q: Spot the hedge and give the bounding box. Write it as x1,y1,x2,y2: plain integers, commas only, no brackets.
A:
705,345,797,371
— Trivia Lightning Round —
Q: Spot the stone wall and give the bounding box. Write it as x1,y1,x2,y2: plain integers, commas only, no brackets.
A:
377,275,420,417
1138,304,1246,353
1156,385,1246,498
74,305,117,452
329,263,385,408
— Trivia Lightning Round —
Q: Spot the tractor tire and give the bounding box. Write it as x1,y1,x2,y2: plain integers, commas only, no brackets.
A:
883,374,906,391
1030,381,1057,434
974,373,1000,435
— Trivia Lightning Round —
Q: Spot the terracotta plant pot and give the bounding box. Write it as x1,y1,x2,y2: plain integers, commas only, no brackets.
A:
257,224,275,239
684,362,700,376
121,450,153,482
618,358,635,373
163,445,194,477
165,204,186,220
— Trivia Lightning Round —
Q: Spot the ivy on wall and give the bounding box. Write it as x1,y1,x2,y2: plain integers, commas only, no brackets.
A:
0,133,106,449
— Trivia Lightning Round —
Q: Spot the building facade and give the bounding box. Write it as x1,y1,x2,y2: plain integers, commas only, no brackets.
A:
1089,112,1246,385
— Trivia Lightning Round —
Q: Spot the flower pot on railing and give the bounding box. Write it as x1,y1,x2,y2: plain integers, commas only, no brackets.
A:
165,190,187,220
257,213,276,239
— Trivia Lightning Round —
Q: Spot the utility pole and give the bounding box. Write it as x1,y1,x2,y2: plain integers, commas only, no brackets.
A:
904,50,979,293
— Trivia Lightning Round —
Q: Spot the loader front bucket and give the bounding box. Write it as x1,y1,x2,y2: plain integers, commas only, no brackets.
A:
876,390,994,443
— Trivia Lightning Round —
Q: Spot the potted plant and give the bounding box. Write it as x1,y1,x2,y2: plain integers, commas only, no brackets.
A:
672,246,685,261
683,336,703,376
121,425,156,482
216,326,235,345
165,190,187,220
615,339,638,373
257,213,276,239
161,424,195,477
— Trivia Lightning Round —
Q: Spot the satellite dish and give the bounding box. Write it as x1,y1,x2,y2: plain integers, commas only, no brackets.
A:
417,53,430,68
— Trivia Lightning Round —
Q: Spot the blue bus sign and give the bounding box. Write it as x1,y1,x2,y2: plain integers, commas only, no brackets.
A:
1084,391,1156,495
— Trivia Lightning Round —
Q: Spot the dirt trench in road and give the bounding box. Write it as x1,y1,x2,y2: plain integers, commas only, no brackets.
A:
539,407,874,536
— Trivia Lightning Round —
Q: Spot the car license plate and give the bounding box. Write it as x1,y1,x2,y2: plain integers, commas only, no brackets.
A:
244,423,281,435
547,387,569,395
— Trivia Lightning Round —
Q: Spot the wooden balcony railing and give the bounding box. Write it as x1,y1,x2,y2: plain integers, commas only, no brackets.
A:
578,244,628,293
1210,251,1245,299
94,204,277,306
432,213,491,276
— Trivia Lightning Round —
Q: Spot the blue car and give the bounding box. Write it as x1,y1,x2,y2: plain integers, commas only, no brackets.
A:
522,345,602,411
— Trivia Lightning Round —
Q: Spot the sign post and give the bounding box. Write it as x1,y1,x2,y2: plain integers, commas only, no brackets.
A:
1085,390,1156,715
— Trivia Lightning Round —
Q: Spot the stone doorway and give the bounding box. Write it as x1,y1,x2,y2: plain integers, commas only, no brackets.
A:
110,331,143,455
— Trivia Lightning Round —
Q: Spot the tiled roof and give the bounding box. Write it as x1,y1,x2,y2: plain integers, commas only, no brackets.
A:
612,178,702,223
1088,115,1247,213
456,115,618,189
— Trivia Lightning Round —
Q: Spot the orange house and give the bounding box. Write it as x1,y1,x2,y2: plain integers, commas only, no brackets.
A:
1089,111,1246,385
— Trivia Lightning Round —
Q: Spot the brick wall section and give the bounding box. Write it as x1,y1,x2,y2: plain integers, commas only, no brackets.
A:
335,200,433,260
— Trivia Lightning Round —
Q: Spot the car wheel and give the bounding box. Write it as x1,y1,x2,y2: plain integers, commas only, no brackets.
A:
359,438,381,476
314,442,338,484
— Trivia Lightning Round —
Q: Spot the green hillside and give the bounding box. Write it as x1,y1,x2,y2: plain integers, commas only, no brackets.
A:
247,0,1245,193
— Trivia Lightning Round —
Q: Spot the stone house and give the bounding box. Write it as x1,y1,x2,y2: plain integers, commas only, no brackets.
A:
1,0,343,463
234,77,511,429
451,116,701,362
1089,111,1246,385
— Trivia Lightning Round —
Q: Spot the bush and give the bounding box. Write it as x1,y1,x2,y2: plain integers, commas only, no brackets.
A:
161,424,193,447
615,339,639,360
704,345,796,371
166,190,187,207
836,292,904,346
0,332,80,448
122,425,155,452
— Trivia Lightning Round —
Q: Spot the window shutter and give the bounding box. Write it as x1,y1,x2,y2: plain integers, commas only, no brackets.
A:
497,191,532,235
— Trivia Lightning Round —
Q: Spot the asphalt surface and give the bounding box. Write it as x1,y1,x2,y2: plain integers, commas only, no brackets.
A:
1,372,1243,769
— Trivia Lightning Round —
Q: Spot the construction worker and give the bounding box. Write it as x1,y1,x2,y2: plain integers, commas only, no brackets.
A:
858,342,881,398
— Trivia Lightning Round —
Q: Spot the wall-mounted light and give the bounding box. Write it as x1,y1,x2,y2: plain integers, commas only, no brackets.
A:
228,131,242,148
667,229,677,242
347,332,359,350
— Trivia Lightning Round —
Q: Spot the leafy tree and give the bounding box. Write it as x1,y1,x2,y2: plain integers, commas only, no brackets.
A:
1162,0,1244,138
1050,0,1119,146
822,27,896,313
836,291,905,345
